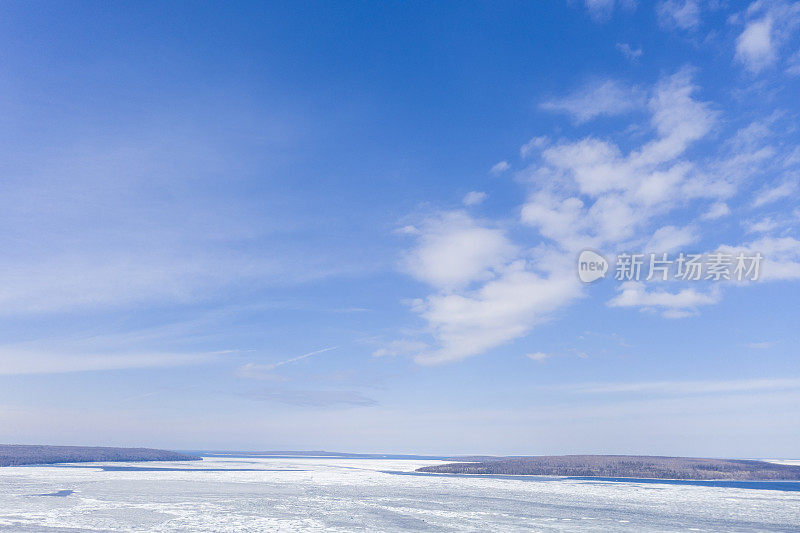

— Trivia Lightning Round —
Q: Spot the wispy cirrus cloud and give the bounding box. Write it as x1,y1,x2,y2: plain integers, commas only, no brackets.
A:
0,347,220,376
540,79,647,124
582,0,636,22
237,388,378,407
752,178,798,207
560,377,800,395
743,216,781,234
0,113,378,317
657,0,701,30
616,42,643,62
747,340,778,349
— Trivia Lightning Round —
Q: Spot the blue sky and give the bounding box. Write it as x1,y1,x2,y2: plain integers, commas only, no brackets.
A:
1,0,799,457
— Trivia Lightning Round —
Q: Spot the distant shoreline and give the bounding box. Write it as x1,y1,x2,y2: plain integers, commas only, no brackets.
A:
416,455,800,481
408,470,800,483
0,444,201,467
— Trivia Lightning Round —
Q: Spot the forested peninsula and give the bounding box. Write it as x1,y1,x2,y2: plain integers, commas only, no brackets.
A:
0,444,200,467
417,455,800,480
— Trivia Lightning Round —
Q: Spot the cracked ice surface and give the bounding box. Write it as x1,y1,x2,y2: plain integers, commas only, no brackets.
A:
0,456,798,532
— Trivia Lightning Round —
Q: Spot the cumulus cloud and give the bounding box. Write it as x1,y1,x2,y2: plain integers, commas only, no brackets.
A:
540,80,647,124
520,136,549,158
413,261,581,365
645,225,698,253
389,67,799,364
526,352,551,362
735,1,800,73
402,212,517,290
718,236,800,280
490,161,510,175
737,16,777,72
394,207,584,365
462,191,488,206
585,0,616,21
524,69,717,255
608,281,721,317
701,202,731,220
616,43,643,62
657,0,701,30
583,0,635,21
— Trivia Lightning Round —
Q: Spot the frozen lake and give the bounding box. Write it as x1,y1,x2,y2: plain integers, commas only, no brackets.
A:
1,455,799,531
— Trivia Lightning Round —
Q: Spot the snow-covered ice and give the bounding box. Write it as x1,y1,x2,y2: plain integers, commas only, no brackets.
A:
1,456,798,531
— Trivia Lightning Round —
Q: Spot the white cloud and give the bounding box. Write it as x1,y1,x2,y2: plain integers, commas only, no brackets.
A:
583,0,635,21
402,212,517,289
414,262,581,365
521,192,591,251
585,0,616,21
372,339,430,358
752,179,798,206
737,16,777,72
395,209,584,365
0,348,217,376
234,363,288,381
541,80,647,124
526,352,551,362
788,48,800,74
718,236,800,280
562,377,800,395
608,281,720,317
744,216,780,234
238,389,377,407
392,68,800,364
520,136,549,158
0,251,272,314
0,128,374,315
637,69,716,166
524,70,717,255
462,191,488,206
735,1,800,73
701,202,731,220
645,225,697,253
615,43,643,62
490,160,510,175
747,340,777,349
395,224,420,235
657,0,701,30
